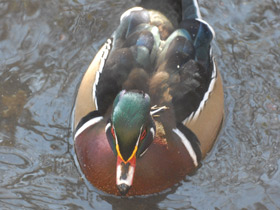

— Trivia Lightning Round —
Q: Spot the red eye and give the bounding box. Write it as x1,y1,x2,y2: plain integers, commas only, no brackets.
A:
111,126,115,139
140,129,147,141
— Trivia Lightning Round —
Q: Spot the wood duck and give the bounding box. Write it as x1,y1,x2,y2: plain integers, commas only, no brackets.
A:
73,0,224,196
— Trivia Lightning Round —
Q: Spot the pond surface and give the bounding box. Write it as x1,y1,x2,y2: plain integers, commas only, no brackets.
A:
0,0,279,209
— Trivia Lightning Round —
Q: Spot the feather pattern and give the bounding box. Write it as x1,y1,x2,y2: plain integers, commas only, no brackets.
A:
94,2,215,124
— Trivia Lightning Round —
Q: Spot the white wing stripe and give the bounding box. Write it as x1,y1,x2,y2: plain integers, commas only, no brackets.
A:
173,128,198,167
74,116,103,140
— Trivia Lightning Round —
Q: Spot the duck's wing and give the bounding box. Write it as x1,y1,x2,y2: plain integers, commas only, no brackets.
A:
149,2,217,124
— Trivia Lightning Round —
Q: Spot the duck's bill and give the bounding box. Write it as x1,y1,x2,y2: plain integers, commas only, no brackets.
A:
116,155,136,196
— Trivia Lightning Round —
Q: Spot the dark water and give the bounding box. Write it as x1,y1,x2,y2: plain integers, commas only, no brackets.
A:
0,0,279,209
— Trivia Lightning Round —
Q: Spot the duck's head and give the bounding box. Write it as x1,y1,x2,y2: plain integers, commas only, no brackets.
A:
105,90,155,195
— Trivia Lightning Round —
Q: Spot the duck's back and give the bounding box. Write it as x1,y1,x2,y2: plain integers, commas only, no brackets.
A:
95,1,215,124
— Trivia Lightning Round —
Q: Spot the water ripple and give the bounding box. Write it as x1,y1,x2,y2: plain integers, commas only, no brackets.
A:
0,0,279,209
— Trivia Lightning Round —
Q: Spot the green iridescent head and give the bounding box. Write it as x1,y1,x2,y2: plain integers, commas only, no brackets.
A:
106,90,155,161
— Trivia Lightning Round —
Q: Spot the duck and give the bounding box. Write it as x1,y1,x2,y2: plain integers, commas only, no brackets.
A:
73,0,224,196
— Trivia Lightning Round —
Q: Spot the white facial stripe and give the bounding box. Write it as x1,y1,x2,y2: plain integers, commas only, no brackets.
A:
136,126,153,157
137,128,155,157
74,116,103,140
106,122,118,144
135,125,143,147
172,128,198,167
183,59,217,124
116,164,135,186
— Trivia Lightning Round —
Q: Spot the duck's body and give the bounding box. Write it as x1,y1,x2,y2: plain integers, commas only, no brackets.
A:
74,0,224,196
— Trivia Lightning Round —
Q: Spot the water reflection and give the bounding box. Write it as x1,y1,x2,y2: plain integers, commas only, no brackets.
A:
0,0,279,209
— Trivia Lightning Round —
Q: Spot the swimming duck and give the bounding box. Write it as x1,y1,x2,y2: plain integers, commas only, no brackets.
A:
73,0,224,196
